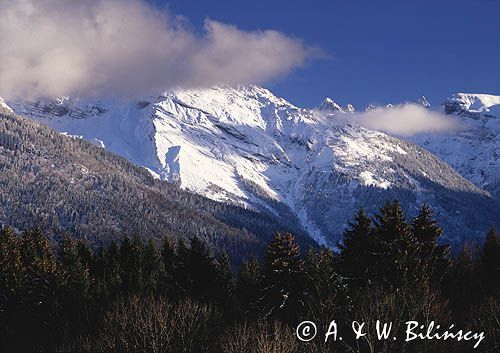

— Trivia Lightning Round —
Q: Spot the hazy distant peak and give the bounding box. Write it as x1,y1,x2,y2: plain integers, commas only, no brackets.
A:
417,96,431,108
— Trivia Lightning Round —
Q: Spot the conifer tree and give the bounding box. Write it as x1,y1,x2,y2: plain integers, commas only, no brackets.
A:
338,208,375,283
214,249,236,312
161,237,177,272
411,204,450,283
142,239,163,294
104,240,122,298
261,232,303,322
216,249,234,299
373,201,418,287
176,237,219,301
174,239,191,296
411,204,443,242
375,200,411,242
92,245,109,299
76,240,94,273
19,228,59,305
119,235,144,293
236,256,261,314
443,245,478,321
160,236,180,296
58,235,91,311
304,248,346,316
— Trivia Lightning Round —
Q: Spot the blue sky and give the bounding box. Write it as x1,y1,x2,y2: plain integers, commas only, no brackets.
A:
155,0,500,109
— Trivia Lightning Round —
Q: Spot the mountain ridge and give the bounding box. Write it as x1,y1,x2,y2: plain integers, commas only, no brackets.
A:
3,86,498,246
0,106,317,259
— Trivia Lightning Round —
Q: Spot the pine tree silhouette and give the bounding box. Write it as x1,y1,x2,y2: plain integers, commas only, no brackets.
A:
339,208,375,284
176,237,219,301
411,204,450,284
374,201,418,287
236,256,261,316
304,248,346,316
261,232,303,322
411,204,443,242
142,239,163,295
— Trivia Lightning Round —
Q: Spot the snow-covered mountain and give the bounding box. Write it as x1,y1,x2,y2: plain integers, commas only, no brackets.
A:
0,107,316,257
410,93,500,199
3,86,499,246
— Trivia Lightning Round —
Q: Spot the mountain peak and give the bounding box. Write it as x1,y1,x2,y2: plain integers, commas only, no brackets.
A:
318,97,342,111
318,98,355,113
345,103,356,113
168,85,295,107
365,104,377,111
444,93,500,116
417,96,431,108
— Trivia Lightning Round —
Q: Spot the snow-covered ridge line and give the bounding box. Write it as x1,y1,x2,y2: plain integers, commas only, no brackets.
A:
444,93,500,116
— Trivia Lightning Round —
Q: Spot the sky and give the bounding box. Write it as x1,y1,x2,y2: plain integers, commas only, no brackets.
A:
159,0,500,109
1,0,498,109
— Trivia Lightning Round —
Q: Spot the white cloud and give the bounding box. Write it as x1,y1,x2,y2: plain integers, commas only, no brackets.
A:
0,0,316,99
319,104,462,136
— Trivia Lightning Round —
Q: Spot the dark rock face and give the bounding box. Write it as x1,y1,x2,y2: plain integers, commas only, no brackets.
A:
19,99,107,119
444,100,463,115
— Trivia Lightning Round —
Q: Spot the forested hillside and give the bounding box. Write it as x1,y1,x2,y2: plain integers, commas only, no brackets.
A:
0,109,314,259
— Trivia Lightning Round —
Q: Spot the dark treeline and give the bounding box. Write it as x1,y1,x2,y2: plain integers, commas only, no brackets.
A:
0,201,498,352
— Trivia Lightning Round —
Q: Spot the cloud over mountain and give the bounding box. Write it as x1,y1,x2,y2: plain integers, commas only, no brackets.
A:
346,104,462,136
0,0,315,99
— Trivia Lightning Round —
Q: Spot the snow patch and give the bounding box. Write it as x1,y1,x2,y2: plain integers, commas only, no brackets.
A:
359,171,391,189
0,97,13,112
